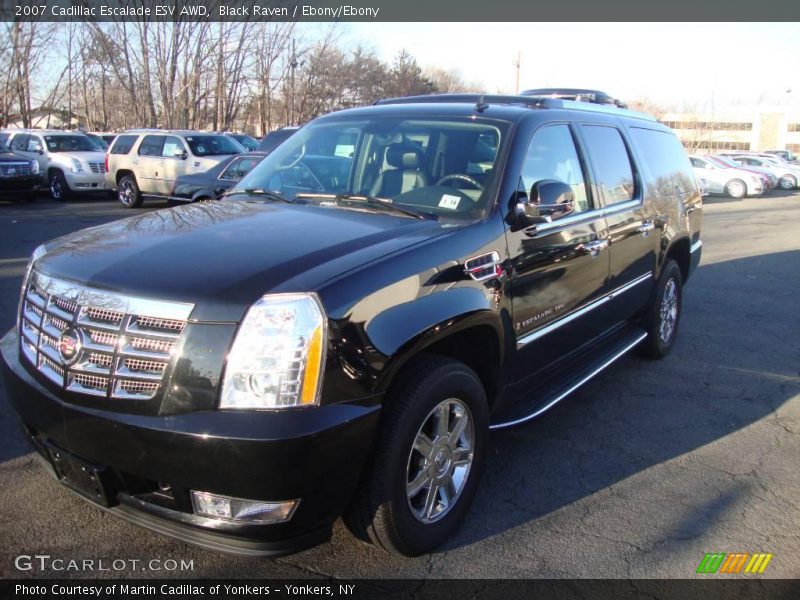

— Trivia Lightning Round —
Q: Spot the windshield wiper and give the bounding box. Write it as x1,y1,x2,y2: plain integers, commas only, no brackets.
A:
220,188,293,203
294,193,432,220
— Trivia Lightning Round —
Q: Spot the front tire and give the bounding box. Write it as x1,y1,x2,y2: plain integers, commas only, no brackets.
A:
779,175,797,190
49,171,71,201
639,260,683,359
725,178,746,199
117,175,142,208
345,356,488,556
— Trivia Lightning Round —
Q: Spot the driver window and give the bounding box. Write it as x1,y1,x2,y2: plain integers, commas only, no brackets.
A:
521,125,590,213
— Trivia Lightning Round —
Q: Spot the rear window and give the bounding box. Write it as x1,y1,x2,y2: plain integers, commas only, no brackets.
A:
110,135,138,155
629,127,697,196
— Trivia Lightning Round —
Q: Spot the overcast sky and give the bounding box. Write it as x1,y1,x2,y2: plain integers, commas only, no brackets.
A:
340,22,800,110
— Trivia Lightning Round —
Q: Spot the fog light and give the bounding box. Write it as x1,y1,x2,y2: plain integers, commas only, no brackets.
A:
190,491,298,524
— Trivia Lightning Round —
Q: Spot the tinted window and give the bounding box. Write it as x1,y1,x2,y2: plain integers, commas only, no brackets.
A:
184,135,243,157
0,133,10,148
85,134,108,151
10,134,29,152
138,135,165,157
629,127,696,196
257,129,297,153
521,124,590,213
110,134,138,155
581,125,635,205
162,136,186,158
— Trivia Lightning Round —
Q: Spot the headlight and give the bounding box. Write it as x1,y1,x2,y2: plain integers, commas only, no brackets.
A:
30,160,39,174
17,244,47,331
70,158,84,173
220,293,326,409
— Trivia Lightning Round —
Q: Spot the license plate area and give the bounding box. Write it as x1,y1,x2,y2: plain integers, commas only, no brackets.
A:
44,442,113,507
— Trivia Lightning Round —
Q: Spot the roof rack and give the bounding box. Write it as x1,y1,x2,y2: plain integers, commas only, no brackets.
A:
374,92,656,122
521,88,628,109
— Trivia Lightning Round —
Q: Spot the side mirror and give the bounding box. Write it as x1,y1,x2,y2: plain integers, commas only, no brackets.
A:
514,179,575,227
174,148,188,159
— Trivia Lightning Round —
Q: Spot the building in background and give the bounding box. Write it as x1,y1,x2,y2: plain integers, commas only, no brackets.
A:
661,106,800,154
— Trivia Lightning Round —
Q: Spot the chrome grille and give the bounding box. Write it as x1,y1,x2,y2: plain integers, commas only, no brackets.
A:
0,161,32,177
19,270,193,401
88,161,107,174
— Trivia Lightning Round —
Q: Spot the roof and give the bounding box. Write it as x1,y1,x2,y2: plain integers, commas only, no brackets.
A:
324,93,657,123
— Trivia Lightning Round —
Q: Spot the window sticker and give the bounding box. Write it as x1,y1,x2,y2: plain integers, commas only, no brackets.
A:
438,194,461,210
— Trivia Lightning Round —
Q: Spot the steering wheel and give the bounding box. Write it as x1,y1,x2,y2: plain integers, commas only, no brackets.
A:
435,173,484,190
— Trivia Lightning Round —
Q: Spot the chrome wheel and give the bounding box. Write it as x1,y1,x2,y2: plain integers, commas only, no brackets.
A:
50,175,63,200
406,398,474,524
119,180,135,206
659,278,679,343
779,176,796,190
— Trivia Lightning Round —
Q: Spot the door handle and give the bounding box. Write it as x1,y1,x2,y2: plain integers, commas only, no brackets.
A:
638,220,655,236
579,239,609,257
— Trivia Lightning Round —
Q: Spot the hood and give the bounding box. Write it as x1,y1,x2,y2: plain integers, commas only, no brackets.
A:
34,201,444,322
0,151,29,163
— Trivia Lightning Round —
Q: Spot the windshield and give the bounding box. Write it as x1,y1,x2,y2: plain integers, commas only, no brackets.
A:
230,134,258,151
234,116,508,221
185,135,245,157
86,134,108,151
44,134,97,152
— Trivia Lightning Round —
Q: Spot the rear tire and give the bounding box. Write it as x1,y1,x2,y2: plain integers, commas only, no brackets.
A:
344,355,488,556
725,178,746,199
117,174,142,208
638,260,683,359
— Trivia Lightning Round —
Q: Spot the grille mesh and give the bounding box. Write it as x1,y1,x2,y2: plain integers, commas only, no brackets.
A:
19,271,191,401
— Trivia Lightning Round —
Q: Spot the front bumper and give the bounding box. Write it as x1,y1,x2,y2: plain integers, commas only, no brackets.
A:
0,174,43,194
63,171,109,192
1,329,380,556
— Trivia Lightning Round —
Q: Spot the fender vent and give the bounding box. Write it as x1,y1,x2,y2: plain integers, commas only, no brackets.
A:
464,251,503,281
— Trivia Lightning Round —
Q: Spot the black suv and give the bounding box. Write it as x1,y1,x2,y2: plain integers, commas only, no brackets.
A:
1,90,702,557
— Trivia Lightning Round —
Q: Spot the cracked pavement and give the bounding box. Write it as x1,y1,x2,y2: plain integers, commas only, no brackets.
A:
0,192,798,579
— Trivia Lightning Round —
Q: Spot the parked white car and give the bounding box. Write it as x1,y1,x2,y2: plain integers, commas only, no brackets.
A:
2,129,110,200
706,155,777,190
688,154,763,199
723,153,800,189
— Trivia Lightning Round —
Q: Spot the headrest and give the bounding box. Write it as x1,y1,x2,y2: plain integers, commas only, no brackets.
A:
386,144,421,169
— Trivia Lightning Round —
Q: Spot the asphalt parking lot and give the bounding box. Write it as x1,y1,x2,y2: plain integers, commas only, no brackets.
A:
0,192,798,579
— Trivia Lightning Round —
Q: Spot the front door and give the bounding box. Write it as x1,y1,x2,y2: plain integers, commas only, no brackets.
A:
505,123,611,384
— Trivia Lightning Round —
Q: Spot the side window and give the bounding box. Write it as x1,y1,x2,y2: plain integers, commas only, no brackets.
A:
138,135,165,157
162,136,185,158
628,127,696,197
10,134,29,152
221,157,260,180
0,133,9,147
110,135,138,155
581,125,636,205
521,124,590,213
27,136,43,153
689,157,705,168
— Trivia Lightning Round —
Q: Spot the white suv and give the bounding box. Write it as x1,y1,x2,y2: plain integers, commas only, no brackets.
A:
106,130,244,208
3,129,109,200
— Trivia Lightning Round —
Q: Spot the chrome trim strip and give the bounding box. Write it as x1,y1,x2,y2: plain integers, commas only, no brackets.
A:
529,199,641,236
32,271,194,321
690,240,703,253
516,272,652,349
491,330,648,430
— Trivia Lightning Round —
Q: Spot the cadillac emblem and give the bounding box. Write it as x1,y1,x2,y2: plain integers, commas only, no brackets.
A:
58,328,83,365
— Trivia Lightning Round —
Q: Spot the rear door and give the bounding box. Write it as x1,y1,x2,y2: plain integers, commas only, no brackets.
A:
575,123,657,325
506,122,611,381
158,135,188,195
135,135,165,194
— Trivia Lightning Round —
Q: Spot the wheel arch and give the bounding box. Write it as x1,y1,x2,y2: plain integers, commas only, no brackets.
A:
116,169,136,185
662,235,692,284
375,309,508,410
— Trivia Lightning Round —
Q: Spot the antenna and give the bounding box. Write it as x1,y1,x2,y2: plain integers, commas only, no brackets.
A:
513,51,521,95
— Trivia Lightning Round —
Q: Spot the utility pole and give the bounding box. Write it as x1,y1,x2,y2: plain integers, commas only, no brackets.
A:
289,38,297,126
513,51,521,94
